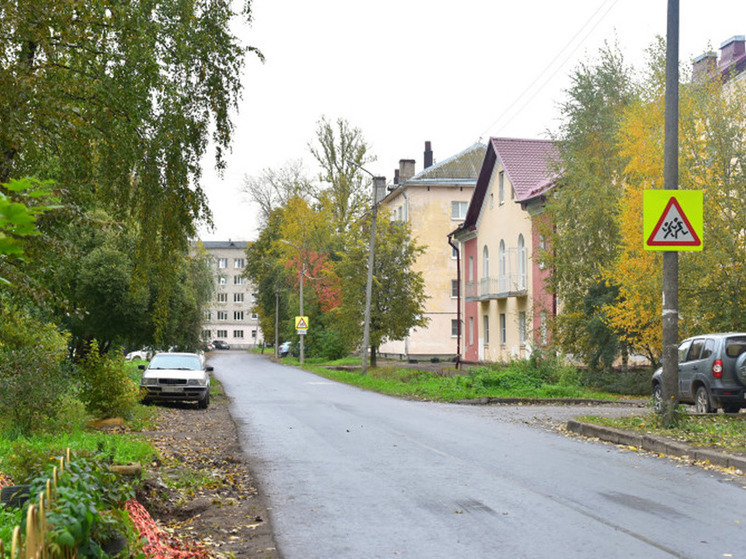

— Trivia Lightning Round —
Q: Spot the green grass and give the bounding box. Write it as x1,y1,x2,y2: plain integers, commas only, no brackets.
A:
579,412,746,454
300,361,618,402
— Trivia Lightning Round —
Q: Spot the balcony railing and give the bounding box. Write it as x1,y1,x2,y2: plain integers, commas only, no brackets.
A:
465,274,527,301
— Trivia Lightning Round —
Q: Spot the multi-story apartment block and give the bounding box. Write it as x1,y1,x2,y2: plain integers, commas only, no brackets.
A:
195,240,263,349
378,141,486,360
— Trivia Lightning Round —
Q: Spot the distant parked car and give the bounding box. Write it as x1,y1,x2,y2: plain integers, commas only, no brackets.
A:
652,333,746,414
212,340,230,350
140,352,213,409
278,341,292,358
125,347,153,361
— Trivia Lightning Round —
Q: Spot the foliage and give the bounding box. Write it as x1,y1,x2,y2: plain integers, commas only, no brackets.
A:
309,116,376,230
26,454,137,558
0,301,72,436
242,159,317,226
543,42,637,362
336,209,429,366
77,341,141,420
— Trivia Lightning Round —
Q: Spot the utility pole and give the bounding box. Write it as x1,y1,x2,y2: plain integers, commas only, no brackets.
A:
348,160,385,375
280,239,305,365
661,0,680,425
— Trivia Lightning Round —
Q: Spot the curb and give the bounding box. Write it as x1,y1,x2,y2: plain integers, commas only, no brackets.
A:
566,420,746,473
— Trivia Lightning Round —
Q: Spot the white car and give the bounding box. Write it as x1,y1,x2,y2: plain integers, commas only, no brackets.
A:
126,347,153,361
139,352,213,409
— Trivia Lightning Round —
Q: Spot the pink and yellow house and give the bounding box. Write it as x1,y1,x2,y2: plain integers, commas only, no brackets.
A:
452,137,558,363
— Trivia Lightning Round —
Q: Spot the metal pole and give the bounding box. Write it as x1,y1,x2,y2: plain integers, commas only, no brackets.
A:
299,262,304,365
661,0,680,424
274,290,279,358
361,197,378,374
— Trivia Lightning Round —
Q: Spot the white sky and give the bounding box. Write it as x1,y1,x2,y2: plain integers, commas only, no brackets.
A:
197,0,746,242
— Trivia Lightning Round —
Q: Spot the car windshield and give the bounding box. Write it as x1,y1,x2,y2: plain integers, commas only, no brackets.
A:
148,354,202,370
725,337,746,358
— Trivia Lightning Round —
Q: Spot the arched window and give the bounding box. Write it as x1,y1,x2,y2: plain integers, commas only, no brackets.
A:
498,240,506,292
518,234,527,289
482,245,489,278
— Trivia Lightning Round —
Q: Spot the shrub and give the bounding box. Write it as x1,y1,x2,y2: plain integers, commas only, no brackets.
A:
77,341,140,420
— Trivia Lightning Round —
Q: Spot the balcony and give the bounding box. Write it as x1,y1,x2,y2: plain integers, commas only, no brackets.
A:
465,274,527,301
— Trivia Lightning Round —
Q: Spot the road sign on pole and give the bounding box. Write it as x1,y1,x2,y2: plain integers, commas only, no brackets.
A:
295,316,309,335
643,191,703,251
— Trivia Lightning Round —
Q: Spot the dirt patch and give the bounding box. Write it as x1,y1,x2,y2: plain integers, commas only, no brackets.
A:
136,384,279,558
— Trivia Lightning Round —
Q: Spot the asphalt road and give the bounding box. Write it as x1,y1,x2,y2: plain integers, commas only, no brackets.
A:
210,351,746,559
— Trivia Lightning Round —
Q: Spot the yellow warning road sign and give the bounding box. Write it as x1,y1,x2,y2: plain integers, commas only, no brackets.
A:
643,191,703,251
295,316,309,331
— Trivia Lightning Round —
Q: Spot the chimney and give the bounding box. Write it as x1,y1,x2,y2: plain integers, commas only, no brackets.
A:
692,51,717,82
399,159,415,183
373,176,387,205
719,35,746,69
424,141,433,169
394,169,400,184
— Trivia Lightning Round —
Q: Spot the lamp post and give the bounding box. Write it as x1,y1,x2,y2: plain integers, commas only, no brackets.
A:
280,239,305,365
348,161,386,375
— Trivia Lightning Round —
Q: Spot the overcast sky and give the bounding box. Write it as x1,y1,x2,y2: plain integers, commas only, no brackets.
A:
197,0,746,242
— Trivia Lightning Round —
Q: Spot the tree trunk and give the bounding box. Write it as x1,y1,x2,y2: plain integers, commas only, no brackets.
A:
370,345,377,369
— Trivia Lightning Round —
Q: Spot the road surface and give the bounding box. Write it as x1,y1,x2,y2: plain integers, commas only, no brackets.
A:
210,351,745,559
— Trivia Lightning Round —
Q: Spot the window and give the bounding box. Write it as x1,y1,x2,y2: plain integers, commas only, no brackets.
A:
451,280,459,298
252,330,257,339
234,293,244,303
234,276,245,285
451,319,459,337
233,330,244,338
498,171,505,204
482,246,489,278
518,234,527,289
678,340,693,362
468,256,474,282
203,311,212,320
216,329,228,338
539,235,547,270
701,338,716,359
251,293,259,303
218,258,228,269
686,339,705,361
217,293,228,303
541,311,548,345
201,329,211,340
234,258,245,269
469,317,474,346
519,312,527,345
499,240,506,284
483,315,490,344
251,312,258,319
451,246,458,260
217,311,228,320
500,313,506,345
234,311,244,321
451,201,468,220
218,276,227,285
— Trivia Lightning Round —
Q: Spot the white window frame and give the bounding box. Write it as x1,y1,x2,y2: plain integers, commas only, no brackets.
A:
451,201,468,220
218,258,228,269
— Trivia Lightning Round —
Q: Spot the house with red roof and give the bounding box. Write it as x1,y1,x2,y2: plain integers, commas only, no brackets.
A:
451,137,558,363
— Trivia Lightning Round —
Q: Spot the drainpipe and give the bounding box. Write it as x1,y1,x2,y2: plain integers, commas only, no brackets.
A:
447,232,461,369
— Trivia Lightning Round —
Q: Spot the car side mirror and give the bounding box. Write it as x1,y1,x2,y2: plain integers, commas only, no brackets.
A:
206,366,214,372
138,364,146,370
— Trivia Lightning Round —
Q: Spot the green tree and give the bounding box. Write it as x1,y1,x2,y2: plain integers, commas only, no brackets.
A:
543,42,637,363
309,116,375,230
337,209,428,367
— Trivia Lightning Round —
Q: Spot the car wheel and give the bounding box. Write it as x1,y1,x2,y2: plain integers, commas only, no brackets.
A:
198,391,210,409
694,386,714,414
652,383,663,413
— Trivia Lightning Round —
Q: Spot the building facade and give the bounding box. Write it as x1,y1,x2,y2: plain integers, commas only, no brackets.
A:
195,240,263,349
453,138,557,363
378,141,486,360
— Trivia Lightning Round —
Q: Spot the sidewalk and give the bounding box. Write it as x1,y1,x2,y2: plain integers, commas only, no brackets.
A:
567,419,746,473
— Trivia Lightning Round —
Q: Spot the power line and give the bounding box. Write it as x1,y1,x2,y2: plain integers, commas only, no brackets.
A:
478,0,619,140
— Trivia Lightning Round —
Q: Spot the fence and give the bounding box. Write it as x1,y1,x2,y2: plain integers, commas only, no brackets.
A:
0,448,70,559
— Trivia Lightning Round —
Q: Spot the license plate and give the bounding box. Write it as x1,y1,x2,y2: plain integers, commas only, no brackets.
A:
162,386,183,393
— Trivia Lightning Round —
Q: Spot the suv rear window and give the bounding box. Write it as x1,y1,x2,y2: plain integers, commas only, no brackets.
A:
724,337,746,358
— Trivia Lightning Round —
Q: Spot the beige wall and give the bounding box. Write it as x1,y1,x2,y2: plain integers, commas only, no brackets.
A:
379,184,472,358
473,165,534,362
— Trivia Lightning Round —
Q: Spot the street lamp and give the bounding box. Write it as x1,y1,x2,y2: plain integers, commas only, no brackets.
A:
348,160,386,375
280,239,305,365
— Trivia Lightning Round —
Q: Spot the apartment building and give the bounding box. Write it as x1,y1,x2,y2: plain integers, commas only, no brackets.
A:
195,240,263,349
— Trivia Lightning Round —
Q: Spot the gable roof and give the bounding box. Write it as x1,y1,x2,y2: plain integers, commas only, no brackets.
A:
460,137,558,232
406,142,486,183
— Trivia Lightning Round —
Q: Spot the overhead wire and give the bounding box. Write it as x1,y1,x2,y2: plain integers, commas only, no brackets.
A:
478,0,619,140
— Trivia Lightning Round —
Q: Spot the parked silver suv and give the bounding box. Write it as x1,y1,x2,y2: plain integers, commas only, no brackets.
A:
652,333,746,413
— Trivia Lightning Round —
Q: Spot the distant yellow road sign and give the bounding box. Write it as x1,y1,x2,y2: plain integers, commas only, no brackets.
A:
295,316,309,331
643,191,703,251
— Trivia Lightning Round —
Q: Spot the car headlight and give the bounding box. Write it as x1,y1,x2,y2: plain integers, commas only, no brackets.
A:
142,377,158,386
187,378,207,387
